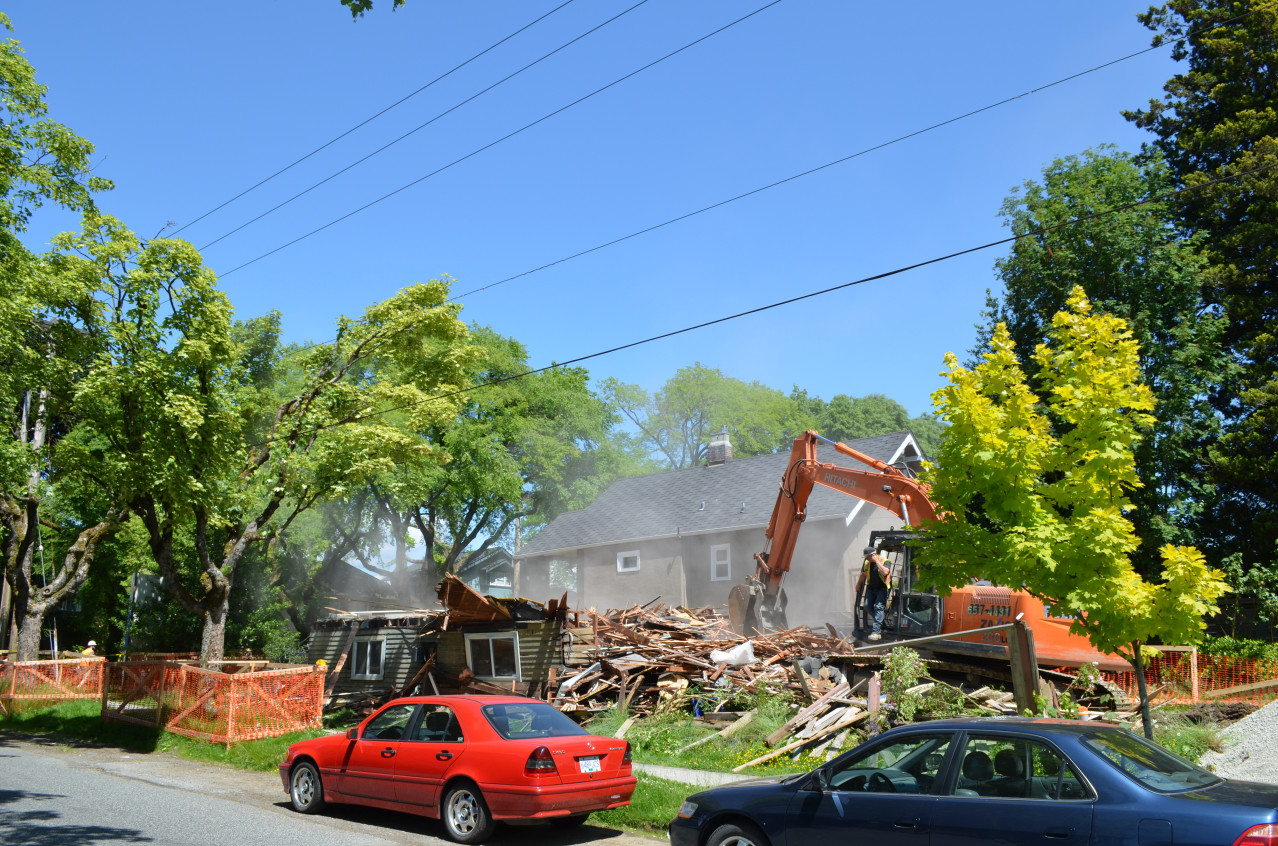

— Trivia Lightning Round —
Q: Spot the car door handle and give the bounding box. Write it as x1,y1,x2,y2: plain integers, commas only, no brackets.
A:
437,751,454,761
381,748,396,758
1045,826,1075,839
893,818,921,830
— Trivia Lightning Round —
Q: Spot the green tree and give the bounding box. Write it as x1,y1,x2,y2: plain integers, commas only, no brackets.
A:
367,327,620,589
788,389,946,456
0,14,115,659
1126,1,1278,572
128,277,475,665
924,288,1228,737
603,364,814,469
341,0,405,19
976,146,1225,577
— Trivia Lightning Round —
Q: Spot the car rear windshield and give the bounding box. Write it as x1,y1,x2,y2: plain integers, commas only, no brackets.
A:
482,702,588,740
1081,730,1220,793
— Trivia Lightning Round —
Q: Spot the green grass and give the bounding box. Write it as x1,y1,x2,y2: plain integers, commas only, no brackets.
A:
585,696,842,777
1151,710,1226,762
593,772,690,836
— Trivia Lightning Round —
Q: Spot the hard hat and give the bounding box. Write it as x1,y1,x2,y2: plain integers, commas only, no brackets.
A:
87,640,97,647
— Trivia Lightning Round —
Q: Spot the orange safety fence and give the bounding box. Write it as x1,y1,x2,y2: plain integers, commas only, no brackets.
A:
1102,650,1278,707
102,661,326,744
0,657,106,717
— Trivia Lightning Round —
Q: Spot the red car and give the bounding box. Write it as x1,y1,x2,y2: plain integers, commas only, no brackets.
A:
279,695,635,843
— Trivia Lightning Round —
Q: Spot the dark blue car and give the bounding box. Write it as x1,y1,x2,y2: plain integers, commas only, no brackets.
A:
668,717,1278,846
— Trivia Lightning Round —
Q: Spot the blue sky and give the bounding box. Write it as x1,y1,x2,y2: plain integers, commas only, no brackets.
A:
9,1,1176,420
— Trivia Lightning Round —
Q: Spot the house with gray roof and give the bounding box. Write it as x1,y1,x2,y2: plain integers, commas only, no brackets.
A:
514,430,927,629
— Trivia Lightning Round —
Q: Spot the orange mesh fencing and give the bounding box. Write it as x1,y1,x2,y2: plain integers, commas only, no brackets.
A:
1102,650,1278,706
0,657,106,717
102,661,326,744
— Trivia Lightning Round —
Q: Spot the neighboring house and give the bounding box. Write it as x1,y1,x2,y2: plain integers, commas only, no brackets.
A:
455,547,515,598
515,431,927,629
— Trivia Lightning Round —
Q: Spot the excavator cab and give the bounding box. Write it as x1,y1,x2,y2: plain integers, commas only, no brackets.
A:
854,530,943,642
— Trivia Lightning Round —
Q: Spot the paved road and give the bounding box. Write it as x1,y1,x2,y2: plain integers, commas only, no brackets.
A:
0,731,664,846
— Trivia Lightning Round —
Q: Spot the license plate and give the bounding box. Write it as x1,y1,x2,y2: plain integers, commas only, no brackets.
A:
578,756,602,774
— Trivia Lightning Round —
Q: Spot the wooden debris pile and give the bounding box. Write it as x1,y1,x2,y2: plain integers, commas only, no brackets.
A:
552,600,865,717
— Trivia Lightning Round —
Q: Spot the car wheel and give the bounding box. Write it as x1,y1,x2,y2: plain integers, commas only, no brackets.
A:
289,761,325,814
442,783,497,844
707,821,770,846
550,813,590,828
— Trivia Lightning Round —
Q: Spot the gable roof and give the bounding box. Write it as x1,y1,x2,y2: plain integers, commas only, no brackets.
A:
518,431,922,558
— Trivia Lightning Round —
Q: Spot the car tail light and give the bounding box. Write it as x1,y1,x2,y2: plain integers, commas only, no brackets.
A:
1234,825,1278,846
525,746,557,777
623,742,632,765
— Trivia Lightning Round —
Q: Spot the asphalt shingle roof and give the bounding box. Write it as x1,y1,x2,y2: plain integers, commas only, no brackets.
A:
519,432,918,557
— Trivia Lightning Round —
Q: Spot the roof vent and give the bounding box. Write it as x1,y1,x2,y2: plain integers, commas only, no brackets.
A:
707,426,733,466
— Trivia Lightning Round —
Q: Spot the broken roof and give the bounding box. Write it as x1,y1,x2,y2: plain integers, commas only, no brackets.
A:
519,431,922,558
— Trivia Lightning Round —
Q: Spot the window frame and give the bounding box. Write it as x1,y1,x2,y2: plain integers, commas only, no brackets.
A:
350,637,385,681
464,631,522,681
616,550,641,573
710,543,731,581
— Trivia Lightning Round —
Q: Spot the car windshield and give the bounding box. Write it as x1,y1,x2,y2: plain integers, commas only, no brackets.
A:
1081,730,1220,793
482,702,588,739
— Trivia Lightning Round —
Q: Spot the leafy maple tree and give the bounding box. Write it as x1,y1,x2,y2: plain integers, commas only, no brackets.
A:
924,288,1228,736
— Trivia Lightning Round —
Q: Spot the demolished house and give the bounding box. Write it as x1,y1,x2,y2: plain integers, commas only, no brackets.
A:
308,575,580,707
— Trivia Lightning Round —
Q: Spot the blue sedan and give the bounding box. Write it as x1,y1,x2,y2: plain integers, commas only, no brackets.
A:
668,718,1278,846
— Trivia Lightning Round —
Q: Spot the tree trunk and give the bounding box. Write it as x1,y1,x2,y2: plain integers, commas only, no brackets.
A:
200,597,229,667
1131,640,1154,740
15,606,46,661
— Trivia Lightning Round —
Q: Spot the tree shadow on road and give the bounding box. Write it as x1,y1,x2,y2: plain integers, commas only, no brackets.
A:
0,787,151,843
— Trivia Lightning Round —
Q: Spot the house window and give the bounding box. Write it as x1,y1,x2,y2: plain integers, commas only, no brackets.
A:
465,632,521,680
351,638,385,681
711,544,731,581
617,550,640,573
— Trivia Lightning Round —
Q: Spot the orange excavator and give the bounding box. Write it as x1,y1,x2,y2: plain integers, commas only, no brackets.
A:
727,431,1127,671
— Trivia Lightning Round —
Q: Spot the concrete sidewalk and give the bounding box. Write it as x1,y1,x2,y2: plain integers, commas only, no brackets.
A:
634,763,762,788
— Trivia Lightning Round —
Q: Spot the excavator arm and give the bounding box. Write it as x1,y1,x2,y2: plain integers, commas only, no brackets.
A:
729,430,936,635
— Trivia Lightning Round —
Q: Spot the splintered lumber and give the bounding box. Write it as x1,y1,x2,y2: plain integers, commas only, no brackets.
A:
397,656,436,698
614,717,637,739
733,709,868,772
676,709,756,753
765,680,850,746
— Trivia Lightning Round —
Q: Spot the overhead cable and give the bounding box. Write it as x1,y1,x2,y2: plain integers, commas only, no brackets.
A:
172,0,579,237
217,0,785,277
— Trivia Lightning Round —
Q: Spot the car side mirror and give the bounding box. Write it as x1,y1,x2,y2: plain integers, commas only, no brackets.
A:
810,768,831,792
347,728,359,740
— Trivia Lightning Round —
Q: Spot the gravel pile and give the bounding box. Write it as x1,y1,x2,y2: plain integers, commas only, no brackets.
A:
1198,699,1278,784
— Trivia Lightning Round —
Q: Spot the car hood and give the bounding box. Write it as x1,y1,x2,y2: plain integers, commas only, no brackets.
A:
287,731,349,756
690,773,799,800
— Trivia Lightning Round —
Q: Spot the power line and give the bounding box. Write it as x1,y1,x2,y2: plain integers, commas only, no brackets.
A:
448,42,1167,300
249,158,1278,449
217,0,785,278
198,0,654,252
247,5,1262,348
171,0,579,238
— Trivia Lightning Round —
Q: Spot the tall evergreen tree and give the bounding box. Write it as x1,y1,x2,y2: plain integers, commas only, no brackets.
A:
1126,1,1278,568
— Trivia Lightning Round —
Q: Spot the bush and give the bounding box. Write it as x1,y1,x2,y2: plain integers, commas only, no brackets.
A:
1199,636,1278,662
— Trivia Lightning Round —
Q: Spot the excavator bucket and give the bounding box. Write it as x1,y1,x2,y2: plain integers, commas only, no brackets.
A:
728,584,787,636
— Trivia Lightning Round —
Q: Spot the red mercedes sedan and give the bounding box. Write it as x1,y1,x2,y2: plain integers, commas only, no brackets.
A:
279,695,634,843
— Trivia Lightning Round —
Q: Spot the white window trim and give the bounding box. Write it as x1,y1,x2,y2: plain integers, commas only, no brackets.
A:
617,550,641,573
464,631,522,681
710,544,731,581
350,637,385,681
